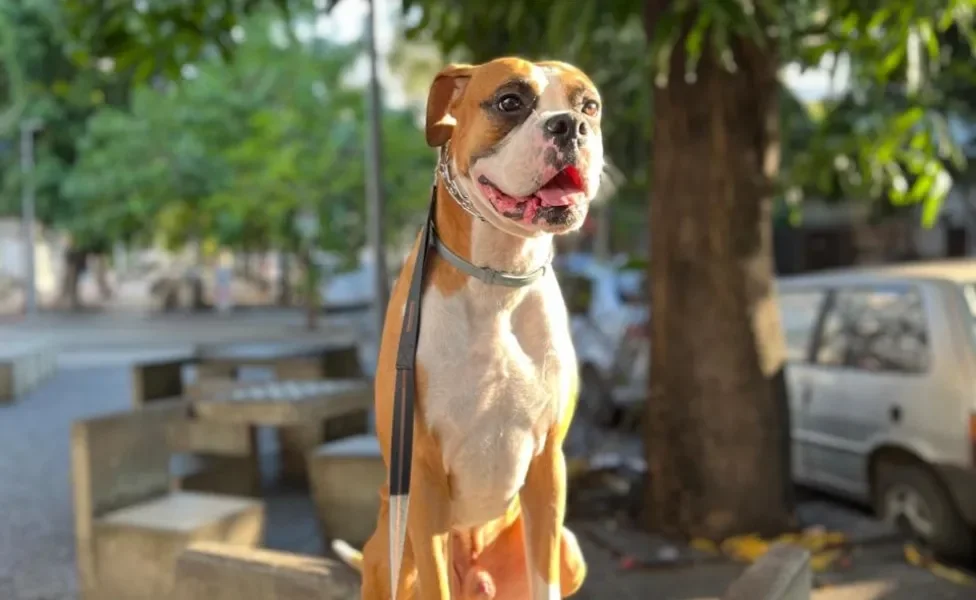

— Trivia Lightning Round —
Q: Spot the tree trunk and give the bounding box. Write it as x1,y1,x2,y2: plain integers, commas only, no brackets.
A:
277,252,292,306
300,249,320,331
643,2,795,540
95,254,113,300
60,249,85,311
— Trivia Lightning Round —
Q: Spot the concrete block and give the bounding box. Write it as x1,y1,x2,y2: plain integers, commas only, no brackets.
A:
131,357,191,408
168,420,254,457
92,492,264,600
274,357,326,380
71,403,264,600
195,362,239,381
192,380,373,426
321,345,364,379
278,410,368,485
173,542,360,600
308,435,384,547
0,342,57,402
172,454,261,498
722,543,812,600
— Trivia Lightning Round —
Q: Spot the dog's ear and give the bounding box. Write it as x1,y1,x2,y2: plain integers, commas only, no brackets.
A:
425,63,474,148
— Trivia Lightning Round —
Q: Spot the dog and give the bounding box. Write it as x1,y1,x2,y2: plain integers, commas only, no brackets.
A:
333,57,605,600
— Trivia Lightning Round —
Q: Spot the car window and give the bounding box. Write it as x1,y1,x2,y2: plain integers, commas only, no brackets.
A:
815,285,930,374
778,289,827,362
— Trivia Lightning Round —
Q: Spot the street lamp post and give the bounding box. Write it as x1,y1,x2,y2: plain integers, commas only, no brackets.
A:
364,0,389,340
20,119,41,316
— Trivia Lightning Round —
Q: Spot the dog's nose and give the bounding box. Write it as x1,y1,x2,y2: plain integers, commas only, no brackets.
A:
544,113,586,142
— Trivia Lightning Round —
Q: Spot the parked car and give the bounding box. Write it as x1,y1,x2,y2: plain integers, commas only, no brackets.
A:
779,260,976,561
558,258,649,433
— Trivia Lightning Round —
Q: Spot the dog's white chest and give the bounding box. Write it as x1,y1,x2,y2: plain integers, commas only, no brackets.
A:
417,280,575,528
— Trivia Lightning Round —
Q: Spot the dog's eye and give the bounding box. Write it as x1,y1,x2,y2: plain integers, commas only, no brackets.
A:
496,94,524,113
582,100,600,117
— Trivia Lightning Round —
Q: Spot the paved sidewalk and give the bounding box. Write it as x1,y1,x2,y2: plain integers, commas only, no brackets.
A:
0,309,367,349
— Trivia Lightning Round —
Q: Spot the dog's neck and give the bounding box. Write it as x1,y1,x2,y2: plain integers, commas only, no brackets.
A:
434,178,553,280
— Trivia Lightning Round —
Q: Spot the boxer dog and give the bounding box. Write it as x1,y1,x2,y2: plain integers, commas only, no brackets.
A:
333,57,605,599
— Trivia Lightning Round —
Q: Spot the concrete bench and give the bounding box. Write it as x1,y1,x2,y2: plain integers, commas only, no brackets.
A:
308,434,384,547
130,352,195,409
173,542,360,600
71,401,265,600
168,419,261,498
131,357,262,498
0,341,56,402
722,543,812,600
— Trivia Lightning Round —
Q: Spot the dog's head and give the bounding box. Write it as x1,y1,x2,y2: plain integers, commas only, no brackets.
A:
426,57,604,237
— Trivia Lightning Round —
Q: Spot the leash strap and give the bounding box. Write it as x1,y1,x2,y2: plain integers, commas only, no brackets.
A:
388,183,437,598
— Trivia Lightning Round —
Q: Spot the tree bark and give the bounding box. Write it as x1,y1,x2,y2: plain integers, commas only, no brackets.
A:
60,248,85,311
277,252,292,306
643,1,795,540
300,249,320,331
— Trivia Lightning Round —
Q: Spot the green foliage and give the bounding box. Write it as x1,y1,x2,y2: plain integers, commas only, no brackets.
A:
60,9,432,262
59,0,317,82
0,0,131,244
21,0,976,250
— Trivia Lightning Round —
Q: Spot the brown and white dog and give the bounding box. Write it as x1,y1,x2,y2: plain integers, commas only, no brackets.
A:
333,57,605,599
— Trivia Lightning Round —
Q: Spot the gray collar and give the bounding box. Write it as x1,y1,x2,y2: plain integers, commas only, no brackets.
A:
431,228,551,288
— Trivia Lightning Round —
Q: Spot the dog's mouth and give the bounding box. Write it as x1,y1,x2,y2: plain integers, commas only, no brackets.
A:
476,166,587,229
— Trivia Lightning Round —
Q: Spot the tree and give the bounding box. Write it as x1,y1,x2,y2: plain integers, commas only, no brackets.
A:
63,7,434,317
55,0,976,540
0,0,137,308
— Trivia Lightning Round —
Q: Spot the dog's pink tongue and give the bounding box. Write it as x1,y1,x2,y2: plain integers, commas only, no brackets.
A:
534,183,584,207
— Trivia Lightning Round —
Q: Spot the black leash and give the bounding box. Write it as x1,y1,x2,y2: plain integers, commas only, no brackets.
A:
387,183,436,597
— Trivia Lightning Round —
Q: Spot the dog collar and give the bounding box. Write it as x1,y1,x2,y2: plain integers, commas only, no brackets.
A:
438,143,488,222
431,228,550,288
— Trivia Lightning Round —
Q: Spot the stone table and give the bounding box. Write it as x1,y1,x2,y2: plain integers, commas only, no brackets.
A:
194,341,367,482
191,379,373,487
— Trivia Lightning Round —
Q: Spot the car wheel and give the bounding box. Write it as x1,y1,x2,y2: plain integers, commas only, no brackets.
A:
875,462,975,562
577,365,614,427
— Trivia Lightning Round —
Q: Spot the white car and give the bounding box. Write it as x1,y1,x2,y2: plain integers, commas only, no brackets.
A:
779,261,976,561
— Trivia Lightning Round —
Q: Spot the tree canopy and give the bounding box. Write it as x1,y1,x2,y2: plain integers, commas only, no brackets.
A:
2,2,433,263
51,0,976,243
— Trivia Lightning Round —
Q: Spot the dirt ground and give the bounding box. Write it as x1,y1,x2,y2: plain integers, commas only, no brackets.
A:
565,466,975,600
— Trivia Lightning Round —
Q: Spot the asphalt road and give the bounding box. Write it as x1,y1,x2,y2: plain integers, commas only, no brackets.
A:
0,366,124,600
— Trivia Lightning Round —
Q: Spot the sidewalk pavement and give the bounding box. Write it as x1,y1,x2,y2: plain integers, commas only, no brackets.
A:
0,308,368,350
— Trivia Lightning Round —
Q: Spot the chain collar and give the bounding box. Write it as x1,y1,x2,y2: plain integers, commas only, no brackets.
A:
438,142,487,222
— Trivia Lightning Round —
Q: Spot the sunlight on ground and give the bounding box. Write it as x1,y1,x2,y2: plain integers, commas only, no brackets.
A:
812,579,894,599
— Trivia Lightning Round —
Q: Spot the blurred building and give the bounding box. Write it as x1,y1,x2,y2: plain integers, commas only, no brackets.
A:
774,183,976,274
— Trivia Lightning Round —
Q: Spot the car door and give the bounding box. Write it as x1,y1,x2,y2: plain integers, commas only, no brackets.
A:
803,283,932,500
778,286,830,484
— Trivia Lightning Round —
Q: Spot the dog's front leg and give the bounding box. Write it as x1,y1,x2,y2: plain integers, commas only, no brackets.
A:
406,457,452,600
520,432,567,600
